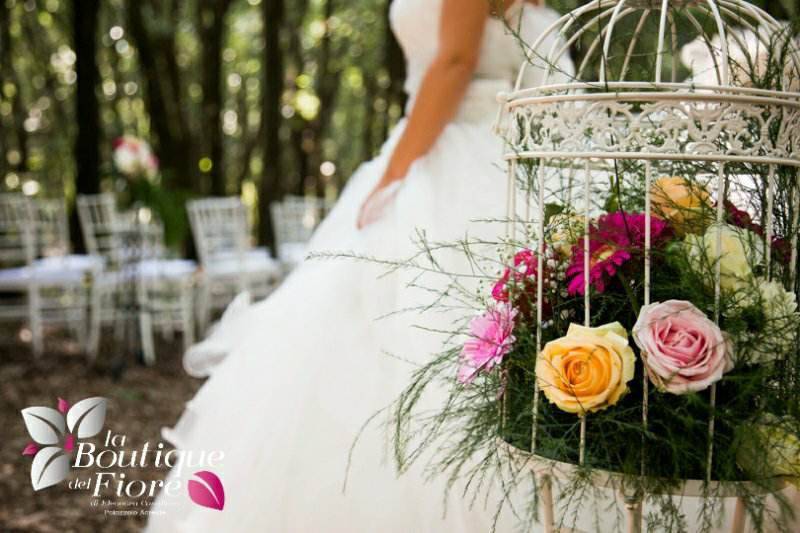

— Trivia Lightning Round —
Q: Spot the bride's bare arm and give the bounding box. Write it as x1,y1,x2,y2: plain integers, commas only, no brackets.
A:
356,0,493,228
357,0,539,228
382,0,491,181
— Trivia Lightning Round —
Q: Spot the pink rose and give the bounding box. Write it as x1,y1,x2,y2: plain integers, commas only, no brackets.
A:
632,300,733,394
457,303,517,384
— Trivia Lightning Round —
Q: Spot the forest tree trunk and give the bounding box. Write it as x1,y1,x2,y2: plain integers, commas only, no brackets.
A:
72,0,101,251
127,0,196,192
200,0,233,196
258,0,285,250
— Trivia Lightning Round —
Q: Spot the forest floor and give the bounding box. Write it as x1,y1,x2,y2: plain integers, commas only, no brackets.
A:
0,326,202,532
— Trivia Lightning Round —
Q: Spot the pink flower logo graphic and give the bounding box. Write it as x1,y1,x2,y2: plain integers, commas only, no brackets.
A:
188,470,225,510
20,397,107,491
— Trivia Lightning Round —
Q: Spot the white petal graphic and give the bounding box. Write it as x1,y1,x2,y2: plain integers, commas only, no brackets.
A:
30,446,70,491
66,397,107,438
21,407,66,445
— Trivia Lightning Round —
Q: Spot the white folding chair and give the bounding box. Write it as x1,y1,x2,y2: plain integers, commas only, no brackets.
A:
76,193,129,267
34,198,70,258
33,198,105,273
188,197,282,332
77,194,196,364
269,195,326,269
0,195,93,356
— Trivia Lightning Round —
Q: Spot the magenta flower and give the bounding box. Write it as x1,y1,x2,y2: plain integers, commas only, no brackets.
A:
492,249,539,302
457,303,518,384
566,212,670,296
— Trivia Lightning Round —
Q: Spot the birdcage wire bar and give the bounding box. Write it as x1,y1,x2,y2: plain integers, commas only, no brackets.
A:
497,0,800,531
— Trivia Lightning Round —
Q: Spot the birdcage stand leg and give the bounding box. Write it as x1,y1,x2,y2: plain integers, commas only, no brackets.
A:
731,497,746,533
623,492,642,533
538,474,555,533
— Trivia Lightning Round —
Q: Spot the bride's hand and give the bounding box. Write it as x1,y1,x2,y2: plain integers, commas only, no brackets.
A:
357,168,405,229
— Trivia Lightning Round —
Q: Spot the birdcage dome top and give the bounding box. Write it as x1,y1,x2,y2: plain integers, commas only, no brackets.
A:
500,0,800,167
518,0,799,89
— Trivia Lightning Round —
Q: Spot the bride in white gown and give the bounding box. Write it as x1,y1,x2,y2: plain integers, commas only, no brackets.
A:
147,1,573,531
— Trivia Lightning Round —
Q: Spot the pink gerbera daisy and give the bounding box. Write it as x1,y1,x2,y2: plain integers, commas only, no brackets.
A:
566,212,670,296
457,303,518,384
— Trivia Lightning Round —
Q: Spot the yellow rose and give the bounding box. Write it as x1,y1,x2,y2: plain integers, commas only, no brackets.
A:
548,213,584,257
650,176,711,234
536,322,636,415
685,223,763,292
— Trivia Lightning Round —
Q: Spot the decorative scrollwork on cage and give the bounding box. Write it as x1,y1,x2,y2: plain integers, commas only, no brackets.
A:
505,96,800,165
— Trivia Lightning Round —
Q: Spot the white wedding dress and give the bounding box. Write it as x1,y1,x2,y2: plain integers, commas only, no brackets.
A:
147,1,572,531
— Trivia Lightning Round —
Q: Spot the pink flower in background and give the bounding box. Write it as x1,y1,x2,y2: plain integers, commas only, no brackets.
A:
566,212,670,296
633,300,733,394
492,249,539,302
457,304,518,384
113,135,159,180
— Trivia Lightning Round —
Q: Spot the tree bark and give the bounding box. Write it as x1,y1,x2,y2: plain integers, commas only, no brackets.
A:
73,1,101,191
199,0,233,196
258,0,285,250
72,0,101,251
127,0,196,191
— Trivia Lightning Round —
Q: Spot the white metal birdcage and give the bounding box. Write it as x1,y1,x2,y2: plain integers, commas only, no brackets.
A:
496,1,800,531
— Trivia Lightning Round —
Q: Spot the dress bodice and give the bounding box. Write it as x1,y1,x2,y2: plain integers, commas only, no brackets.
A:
389,0,570,99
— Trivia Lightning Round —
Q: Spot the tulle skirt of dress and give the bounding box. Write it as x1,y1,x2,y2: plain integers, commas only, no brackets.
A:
146,80,522,533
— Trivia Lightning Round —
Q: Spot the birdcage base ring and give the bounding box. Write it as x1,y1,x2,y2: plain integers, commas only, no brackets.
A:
497,439,791,533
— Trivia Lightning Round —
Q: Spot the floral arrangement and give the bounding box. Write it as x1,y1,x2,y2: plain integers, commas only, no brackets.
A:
112,135,158,180
389,172,800,531
377,7,800,531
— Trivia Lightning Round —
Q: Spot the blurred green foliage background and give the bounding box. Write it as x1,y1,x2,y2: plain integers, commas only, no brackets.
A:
0,0,795,250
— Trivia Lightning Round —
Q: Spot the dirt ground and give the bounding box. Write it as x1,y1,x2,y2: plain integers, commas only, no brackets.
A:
0,327,202,532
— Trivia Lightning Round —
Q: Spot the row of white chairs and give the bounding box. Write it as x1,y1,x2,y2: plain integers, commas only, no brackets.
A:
0,193,329,364
191,194,332,328
77,193,199,365
0,195,102,358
